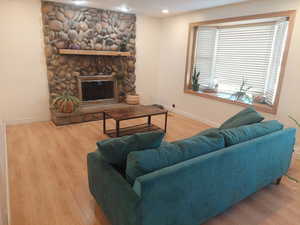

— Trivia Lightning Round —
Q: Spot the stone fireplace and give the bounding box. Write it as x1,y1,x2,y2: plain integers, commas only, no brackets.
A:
41,1,136,125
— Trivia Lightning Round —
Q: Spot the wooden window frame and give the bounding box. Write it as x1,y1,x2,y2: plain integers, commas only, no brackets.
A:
184,10,296,114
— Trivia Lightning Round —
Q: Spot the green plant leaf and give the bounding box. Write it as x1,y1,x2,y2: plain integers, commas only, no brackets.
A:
51,92,80,113
289,115,300,128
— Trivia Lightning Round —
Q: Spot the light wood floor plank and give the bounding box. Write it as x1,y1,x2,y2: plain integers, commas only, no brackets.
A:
6,113,300,225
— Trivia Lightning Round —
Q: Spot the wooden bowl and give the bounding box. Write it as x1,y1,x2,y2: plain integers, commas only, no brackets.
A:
126,94,140,105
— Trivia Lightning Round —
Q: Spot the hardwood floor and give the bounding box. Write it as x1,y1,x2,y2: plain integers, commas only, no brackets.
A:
6,113,300,225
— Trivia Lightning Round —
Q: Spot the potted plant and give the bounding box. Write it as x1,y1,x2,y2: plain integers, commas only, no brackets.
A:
51,92,80,113
191,69,200,91
288,115,300,169
231,79,252,103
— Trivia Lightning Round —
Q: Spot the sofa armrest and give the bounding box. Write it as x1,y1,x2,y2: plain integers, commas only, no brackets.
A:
87,151,141,225
133,128,296,225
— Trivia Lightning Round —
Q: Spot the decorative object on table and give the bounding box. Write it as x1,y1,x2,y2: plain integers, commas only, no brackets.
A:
231,79,252,103
191,68,200,91
151,104,165,110
126,94,140,105
51,92,80,113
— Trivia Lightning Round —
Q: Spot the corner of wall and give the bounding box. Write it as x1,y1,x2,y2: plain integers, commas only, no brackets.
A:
0,121,10,225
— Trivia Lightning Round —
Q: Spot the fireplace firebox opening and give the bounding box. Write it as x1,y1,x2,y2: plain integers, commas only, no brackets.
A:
78,75,118,104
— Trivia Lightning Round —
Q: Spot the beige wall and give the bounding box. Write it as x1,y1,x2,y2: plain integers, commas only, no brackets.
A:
136,15,161,105
0,0,50,124
157,0,300,130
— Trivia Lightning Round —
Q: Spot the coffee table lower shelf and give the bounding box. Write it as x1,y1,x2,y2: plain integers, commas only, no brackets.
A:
104,123,163,138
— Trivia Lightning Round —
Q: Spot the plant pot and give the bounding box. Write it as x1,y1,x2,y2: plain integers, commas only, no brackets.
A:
192,84,200,92
51,92,80,114
126,94,140,105
202,88,217,93
54,99,79,113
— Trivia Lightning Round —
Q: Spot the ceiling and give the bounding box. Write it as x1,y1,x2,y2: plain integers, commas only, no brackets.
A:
46,0,250,18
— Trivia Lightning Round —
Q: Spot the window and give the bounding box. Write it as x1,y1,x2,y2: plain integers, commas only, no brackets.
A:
185,11,295,114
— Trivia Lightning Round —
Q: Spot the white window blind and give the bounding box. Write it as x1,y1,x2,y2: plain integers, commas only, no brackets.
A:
193,20,288,105
193,27,217,87
264,21,288,105
215,24,276,95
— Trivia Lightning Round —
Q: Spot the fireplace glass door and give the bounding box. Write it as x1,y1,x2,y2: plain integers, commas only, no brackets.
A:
81,81,114,101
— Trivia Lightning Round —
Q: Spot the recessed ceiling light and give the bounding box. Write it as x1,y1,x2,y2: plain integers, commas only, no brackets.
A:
117,4,130,13
162,9,169,14
72,0,86,5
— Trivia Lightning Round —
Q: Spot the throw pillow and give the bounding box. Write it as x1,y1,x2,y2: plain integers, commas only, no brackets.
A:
219,107,264,129
97,131,165,169
220,120,283,146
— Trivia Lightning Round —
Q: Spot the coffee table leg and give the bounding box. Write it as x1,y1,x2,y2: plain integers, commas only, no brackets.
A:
103,112,106,134
116,120,120,137
164,112,168,133
147,116,152,128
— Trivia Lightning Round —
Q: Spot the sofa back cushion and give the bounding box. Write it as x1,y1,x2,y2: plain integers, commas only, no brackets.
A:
126,133,225,184
97,131,165,169
195,128,220,136
220,120,283,146
219,107,264,130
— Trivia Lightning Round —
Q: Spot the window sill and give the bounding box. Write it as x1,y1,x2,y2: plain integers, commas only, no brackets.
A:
184,89,276,114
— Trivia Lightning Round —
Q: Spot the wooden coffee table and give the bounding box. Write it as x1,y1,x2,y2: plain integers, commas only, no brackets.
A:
102,105,168,137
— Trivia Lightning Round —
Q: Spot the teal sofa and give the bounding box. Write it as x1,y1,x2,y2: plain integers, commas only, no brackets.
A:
87,109,296,225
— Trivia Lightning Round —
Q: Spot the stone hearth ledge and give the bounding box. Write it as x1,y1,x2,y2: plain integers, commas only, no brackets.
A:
51,103,130,125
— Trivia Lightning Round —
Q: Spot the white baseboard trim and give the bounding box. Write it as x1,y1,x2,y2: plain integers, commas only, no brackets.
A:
5,116,50,125
163,105,220,128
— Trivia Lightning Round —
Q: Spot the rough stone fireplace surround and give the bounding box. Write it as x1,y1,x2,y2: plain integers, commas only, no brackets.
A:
41,1,136,125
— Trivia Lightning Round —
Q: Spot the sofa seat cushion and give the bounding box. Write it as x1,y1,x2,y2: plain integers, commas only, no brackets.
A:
126,133,225,184
220,120,284,146
219,107,264,130
97,131,165,169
